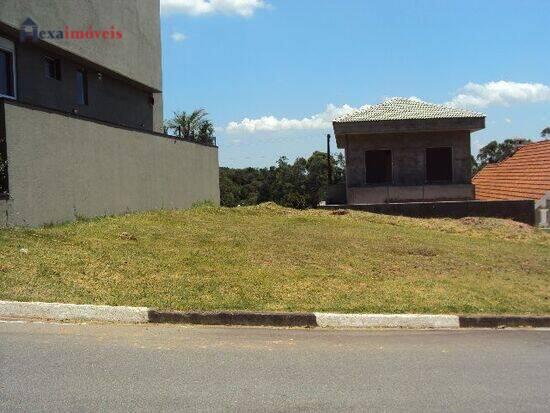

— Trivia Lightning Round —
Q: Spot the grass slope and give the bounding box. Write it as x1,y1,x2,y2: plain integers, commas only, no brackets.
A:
1,203,549,314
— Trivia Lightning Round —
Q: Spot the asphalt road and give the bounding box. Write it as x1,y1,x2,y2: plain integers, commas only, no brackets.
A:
1,321,549,412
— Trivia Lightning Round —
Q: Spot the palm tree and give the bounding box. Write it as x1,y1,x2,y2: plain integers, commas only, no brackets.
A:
541,127,550,138
197,120,215,144
165,109,215,144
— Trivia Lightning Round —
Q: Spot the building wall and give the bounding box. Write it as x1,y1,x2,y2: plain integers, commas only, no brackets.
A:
13,40,154,130
344,131,472,187
0,0,163,131
0,0,161,90
1,101,219,227
0,199,9,227
0,136,7,194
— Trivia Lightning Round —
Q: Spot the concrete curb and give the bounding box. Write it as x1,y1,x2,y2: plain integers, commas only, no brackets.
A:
459,315,550,328
1,301,549,328
314,313,459,329
147,309,317,327
0,300,149,323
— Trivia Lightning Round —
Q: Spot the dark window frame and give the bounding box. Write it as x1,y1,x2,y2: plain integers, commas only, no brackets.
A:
365,149,393,185
425,146,453,184
0,37,16,99
44,56,62,81
75,68,88,105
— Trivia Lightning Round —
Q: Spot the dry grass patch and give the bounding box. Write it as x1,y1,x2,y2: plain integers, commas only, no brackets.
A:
0,203,549,314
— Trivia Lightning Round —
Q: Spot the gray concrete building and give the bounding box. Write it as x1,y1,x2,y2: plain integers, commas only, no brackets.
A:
333,98,485,204
0,1,220,227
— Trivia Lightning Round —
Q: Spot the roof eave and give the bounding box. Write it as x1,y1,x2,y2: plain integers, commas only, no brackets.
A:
333,117,485,148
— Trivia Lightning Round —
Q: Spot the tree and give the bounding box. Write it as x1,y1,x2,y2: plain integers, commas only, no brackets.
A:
164,109,215,145
304,151,344,207
476,138,531,169
198,121,215,144
219,151,346,209
541,127,550,138
470,155,480,176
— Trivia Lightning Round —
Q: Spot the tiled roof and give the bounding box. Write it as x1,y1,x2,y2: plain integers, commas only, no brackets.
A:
472,140,550,201
334,98,485,123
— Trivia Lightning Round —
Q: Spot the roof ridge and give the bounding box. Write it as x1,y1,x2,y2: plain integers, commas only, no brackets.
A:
334,97,485,123
519,139,550,147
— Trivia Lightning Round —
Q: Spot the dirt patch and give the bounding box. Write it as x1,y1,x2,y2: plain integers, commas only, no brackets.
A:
331,209,350,216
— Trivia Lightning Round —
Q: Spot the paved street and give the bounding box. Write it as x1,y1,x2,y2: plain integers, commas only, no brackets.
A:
1,321,549,412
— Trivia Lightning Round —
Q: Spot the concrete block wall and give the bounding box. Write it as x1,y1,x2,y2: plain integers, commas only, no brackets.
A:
1,101,219,227
344,131,472,188
535,194,549,228
347,184,474,204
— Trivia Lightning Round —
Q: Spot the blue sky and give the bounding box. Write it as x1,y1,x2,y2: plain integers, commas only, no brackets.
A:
160,0,550,167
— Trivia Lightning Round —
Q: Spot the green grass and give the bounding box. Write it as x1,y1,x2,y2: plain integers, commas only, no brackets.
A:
1,203,549,314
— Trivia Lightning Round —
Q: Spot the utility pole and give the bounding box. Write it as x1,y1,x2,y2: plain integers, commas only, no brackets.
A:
326,133,332,185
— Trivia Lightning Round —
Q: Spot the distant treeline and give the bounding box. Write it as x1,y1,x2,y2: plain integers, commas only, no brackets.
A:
220,135,547,209
220,151,345,209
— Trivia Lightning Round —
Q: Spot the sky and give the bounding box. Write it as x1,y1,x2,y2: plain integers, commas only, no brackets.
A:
160,0,550,168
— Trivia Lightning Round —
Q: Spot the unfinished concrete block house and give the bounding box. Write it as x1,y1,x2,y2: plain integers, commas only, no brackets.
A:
331,98,535,224
0,0,219,227
334,98,485,204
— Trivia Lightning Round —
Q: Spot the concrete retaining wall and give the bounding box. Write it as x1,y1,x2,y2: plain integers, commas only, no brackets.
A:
1,101,219,227
322,199,536,225
347,184,474,204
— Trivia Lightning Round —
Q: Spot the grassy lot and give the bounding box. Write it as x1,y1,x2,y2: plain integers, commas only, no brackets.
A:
0,203,549,314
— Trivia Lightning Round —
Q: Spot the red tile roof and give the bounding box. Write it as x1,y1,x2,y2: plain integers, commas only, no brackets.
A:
473,140,550,201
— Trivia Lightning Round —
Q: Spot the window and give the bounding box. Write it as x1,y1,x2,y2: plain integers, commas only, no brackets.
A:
426,147,453,183
0,37,15,98
75,69,88,105
45,57,61,80
365,150,392,184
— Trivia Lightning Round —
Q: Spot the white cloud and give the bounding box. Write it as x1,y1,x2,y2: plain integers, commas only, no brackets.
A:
448,81,550,108
472,139,483,151
170,32,187,42
160,0,267,17
504,118,512,123
224,103,370,134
